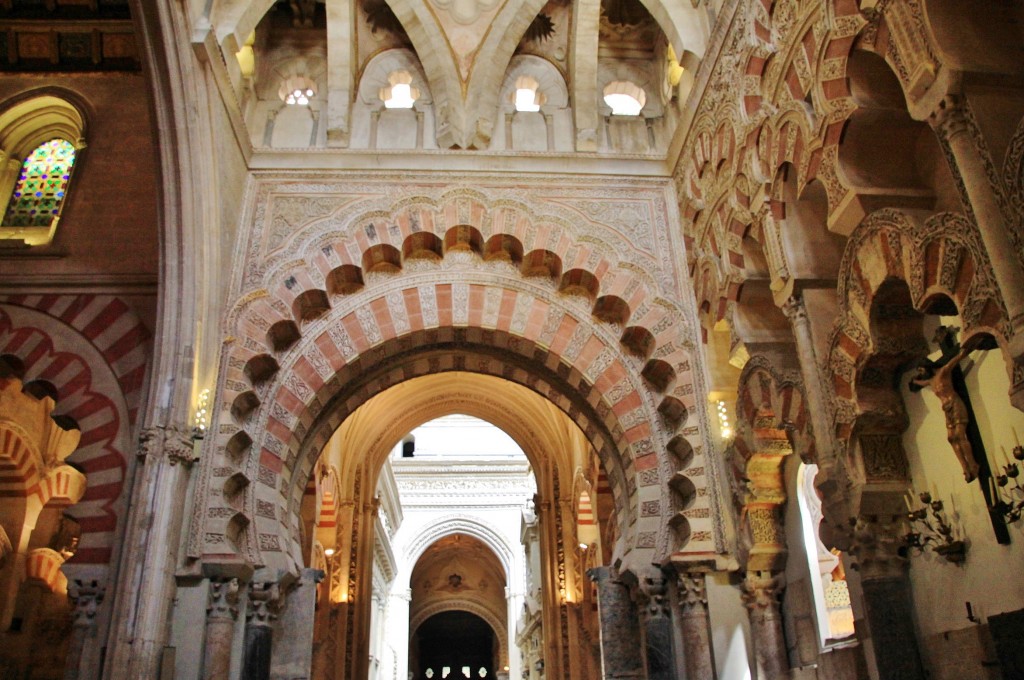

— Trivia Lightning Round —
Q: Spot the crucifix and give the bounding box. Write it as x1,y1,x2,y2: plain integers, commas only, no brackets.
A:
908,326,1010,544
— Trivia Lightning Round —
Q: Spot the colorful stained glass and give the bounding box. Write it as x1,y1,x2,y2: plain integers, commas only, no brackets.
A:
3,139,76,228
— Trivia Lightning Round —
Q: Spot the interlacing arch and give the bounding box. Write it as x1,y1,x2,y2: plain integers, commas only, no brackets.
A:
196,192,715,572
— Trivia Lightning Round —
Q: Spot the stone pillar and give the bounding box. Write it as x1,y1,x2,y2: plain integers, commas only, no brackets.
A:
63,580,105,680
588,566,643,679
847,515,926,680
742,571,789,680
673,572,715,680
637,569,676,680
203,578,240,680
930,95,1024,354
110,426,197,679
243,579,284,680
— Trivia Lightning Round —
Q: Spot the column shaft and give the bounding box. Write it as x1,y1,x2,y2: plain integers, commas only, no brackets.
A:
638,570,676,680
674,572,715,680
203,578,240,680
589,566,643,679
932,96,1024,343
860,576,925,680
743,573,789,680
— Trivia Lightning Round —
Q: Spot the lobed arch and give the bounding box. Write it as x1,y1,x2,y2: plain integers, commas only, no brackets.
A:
830,208,1007,371
0,298,149,567
734,355,813,466
821,208,1012,528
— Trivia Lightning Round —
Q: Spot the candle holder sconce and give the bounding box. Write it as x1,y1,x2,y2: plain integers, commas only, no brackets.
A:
902,491,967,563
993,445,1024,524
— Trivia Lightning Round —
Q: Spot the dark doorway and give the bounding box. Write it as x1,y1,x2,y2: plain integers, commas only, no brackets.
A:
412,610,496,679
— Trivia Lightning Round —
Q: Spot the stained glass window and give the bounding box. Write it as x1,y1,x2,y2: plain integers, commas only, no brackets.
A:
3,139,76,228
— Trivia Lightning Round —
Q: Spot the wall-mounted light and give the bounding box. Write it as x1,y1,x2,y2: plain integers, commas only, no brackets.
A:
716,400,733,440
324,547,335,557
193,388,210,437
902,490,966,563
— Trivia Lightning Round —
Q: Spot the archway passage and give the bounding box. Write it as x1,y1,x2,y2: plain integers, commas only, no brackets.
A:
305,372,610,679
413,611,496,680
409,534,507,678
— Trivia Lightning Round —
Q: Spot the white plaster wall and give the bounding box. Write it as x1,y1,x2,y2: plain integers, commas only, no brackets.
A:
707,573,755,680
901,338,1024,637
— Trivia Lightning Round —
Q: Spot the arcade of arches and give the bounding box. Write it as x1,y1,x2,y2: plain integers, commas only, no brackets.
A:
1,0,1024,678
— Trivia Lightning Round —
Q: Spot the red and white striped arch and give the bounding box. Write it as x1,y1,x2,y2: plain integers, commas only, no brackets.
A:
0,296,150,566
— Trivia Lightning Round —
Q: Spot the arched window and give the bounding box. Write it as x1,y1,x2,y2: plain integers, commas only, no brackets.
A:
4,139,77,228
0,94,86,246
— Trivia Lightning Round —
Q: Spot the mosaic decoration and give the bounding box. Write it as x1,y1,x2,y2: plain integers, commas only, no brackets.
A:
4,139,76,228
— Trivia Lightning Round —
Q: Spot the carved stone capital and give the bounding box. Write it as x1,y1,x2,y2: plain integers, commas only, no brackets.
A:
929,95,969,140
68,579,105,628
207,577,241,621
676,572,708,612
741,571,784,613
138,425,197,466
845,513,908,582
636,569,671,621
780,294,807,325
246,580,284,627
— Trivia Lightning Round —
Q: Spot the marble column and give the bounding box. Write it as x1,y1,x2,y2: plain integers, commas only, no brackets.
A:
588,566,643,679
63,580,105,680
243,579,284,680
847,515,926,680
637,569,676,680
742,571,789,680
930,95,1024,353
673,572,715,680
203,578,240,680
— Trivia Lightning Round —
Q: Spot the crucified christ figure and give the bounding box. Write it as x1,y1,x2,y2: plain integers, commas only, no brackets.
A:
909,327,980,482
